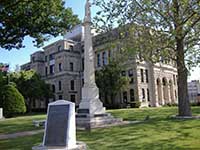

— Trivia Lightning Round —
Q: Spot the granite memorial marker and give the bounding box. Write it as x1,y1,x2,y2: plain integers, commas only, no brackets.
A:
32,100,86,150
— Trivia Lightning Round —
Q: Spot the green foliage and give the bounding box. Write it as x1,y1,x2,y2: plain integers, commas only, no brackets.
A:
129,101,141,108
95,60,129,108
94,0,200,67
1,84,26,117
10,70,53,112
0,69,8,103
0,0,80,50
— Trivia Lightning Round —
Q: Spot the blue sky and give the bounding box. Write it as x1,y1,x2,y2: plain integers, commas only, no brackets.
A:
0,0,199,81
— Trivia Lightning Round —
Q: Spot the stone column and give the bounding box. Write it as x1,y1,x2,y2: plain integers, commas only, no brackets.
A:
161,84,165,105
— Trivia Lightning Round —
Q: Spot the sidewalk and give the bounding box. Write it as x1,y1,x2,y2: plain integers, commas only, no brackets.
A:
0,129,44,140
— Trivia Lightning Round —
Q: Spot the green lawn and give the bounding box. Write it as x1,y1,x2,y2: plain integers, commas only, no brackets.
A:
0,113,46,134
0,107,200,150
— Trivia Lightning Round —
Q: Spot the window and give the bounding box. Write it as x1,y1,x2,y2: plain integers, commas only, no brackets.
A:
138,53,142,61
82,79,84,86
70,62,74,71
130,89,135,102
45,67,48,76
142,88,145,100
102,51,107,65
108,50,111,58
121,71,126,76
59,81,62,91
59,63,62,72
141,69,144,83
147,88,150,101
49,54,54,60
69,45,74,51
82,58,84,70
145,69,149,83
81,45,84,53
70,95,76,103
130,78,134,84
45,56,48,62
50,65,55,74
97,53,101,67
175,90,177,98
58,45,61,51
52,85,55,93
59,95,63,99
173,75,176,85
128,69,133,77
123,91,128,103
71,80,75,91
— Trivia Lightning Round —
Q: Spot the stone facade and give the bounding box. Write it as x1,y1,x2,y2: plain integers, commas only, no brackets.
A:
21,40,83,108
188,80,200,103
21,26,178,109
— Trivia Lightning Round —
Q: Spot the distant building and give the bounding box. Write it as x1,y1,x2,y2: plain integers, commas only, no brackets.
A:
188,80,200,103
21,25,178,109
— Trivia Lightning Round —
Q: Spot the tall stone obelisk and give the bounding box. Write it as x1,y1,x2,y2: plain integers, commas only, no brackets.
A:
78,0,105,115
76,0,122,129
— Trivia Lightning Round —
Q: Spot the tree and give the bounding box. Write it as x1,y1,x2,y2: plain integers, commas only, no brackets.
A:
10,70,53,112
0,84,26,117
0,0,80,50
95,60,129,108
94,0,200,116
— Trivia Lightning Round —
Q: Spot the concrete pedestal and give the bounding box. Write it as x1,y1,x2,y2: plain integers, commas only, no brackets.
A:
76,112,123,129
32,141,87,150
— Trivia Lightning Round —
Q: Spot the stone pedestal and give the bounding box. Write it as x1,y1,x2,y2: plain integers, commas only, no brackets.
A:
79,86,105,115
77,86,122,129
76,112,123,129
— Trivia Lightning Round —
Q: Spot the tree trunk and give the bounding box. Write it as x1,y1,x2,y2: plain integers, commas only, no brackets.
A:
176,38,192,116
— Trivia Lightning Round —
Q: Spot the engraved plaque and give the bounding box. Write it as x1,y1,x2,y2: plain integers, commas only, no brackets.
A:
44,105,69,146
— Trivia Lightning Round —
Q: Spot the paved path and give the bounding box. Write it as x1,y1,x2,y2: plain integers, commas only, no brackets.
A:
0,129,44,140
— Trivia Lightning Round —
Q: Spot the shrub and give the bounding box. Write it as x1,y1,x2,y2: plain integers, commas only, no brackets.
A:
130,101,141,108
190,102,200,106
1,84,26,117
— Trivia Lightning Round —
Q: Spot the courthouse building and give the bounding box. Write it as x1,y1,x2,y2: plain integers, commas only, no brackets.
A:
188,80,200,104
21,24,178,109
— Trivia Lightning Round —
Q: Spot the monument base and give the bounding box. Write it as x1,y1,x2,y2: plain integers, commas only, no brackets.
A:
0,108,3,120
76,112,123,129
32,141,87,150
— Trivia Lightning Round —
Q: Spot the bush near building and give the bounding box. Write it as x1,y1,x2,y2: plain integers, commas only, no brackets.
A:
0,84,26,117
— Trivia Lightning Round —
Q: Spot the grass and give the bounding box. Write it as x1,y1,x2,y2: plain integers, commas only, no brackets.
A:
0,113,46,134
0,107,200,150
